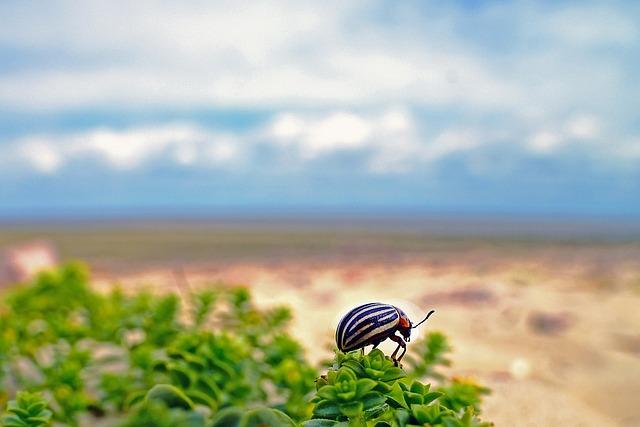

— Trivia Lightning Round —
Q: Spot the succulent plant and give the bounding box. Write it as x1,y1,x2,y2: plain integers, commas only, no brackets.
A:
307,349,492,427
312,367,386,421
1,392,52,427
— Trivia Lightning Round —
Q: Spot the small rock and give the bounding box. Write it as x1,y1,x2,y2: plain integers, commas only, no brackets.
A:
527,311,573,335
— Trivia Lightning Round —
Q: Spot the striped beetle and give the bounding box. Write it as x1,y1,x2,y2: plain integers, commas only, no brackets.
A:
335,302,435,365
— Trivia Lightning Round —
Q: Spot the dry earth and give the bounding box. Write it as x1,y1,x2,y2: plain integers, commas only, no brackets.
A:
90,247,640,427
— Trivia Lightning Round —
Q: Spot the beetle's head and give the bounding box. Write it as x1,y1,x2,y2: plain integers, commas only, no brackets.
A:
397,309,412,342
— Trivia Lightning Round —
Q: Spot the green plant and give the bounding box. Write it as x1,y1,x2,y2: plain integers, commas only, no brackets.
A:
404,332,452,381
0,264,492,427
306,349,492,427
312,366,386,421
1,392,52,427
438,378,490,413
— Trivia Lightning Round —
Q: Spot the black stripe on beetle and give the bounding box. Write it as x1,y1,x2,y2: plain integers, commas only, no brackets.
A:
335,302,435,365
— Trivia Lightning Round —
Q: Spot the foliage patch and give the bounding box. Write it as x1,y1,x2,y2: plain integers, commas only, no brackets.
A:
0,264,491,426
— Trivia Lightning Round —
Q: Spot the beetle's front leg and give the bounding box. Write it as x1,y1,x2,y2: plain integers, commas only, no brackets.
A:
388,334,406,367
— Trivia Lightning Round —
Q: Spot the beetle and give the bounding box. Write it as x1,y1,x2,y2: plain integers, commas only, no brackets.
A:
335,302,435,365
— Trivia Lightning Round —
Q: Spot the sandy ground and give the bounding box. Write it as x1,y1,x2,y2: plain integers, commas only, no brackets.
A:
90,248,640,427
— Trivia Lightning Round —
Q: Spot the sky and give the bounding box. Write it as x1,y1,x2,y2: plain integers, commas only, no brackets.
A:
0,0,639,218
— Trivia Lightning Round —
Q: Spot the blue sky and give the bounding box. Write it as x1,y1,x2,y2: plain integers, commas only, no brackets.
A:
0,0,639,217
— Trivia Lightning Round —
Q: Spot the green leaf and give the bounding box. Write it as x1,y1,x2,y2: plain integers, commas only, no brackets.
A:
195,376,221,400
381,367,405,382
404,391,423,405
317,386,338,401
336,368,357,383
211,407,244,426
422,391,443,405
367,349,388,365
374,381,393,393
145,384,194,410
25,401,47,415
124,390,147,409
354,379,377,398
241,408,296,426
313,400,341,419
387,382,409,409
341,360,365,376
363,402,389,419
168,365,192,389
394,408,410,427
364,368,385,379
336,390,357,401
410,403,439,424
5,407,30,419
183,353,207,372
360,391,386,411
409,382,425,395
1,414,29,427
184,390,217,409
338,401,363,418
326,370,338,384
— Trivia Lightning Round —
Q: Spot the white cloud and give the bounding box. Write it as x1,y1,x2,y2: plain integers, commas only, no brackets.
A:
2,107,637,180
528,131,563,154
267,109,414,160
302,113,372,157
206,138,239,164
0,0,636,166
270,113,306,142
267,109,497,173
2,109,434,176
0,1,524,111
565,115,600,140
6,123,242,174
173,143,197,166
379,108,412,133
19,138,63,174
526,114,604,155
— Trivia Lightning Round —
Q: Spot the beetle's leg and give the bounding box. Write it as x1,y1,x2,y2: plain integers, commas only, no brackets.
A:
397,343,408,363
388,334,406,366
390,344,401,360
360,347,365,356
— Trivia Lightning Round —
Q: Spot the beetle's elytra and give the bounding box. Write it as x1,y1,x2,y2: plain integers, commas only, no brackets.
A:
335,302,435,364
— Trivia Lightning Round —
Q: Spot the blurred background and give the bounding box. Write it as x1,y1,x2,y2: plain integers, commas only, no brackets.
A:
1,1,639,425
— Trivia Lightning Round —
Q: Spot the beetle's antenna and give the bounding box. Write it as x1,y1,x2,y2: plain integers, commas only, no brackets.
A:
411,310,435,329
